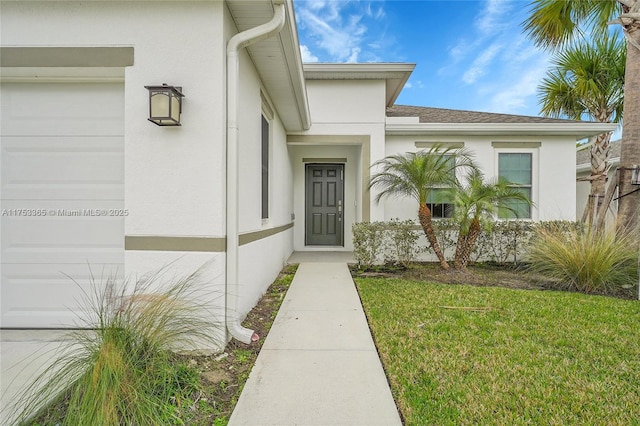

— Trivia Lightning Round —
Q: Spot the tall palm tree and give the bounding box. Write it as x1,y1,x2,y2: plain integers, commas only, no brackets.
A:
448,170,533,270
523,0,640,234
369,146,476,270
538,36,625,227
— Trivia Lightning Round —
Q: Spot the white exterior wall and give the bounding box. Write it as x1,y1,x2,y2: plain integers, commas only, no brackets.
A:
384,135,577,222
289,79,387,251
232,11,294,314
2,1,294,346
1,1,227,236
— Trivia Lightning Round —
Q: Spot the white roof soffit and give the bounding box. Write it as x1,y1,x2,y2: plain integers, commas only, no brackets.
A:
385,122,619,139
304,63,416,107
227,0,310,131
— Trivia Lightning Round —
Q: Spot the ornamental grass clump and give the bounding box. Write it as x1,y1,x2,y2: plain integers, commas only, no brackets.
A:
9,264,223,426
528,224,638,293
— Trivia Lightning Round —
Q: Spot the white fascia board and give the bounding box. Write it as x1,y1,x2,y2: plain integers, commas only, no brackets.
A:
304,62,416,77
304,62,415,107
280,0,311,130
386,122,619,139
577,156,620,173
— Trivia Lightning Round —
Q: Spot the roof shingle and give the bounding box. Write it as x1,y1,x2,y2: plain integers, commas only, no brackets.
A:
387,105,583,124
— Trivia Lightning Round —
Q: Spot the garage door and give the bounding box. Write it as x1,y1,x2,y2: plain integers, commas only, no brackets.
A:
1,83,124,328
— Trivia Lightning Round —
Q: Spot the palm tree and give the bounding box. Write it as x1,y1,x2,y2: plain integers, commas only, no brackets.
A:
448,169,533,270
523,0,640,234
538,36,625,227
369,146,476,270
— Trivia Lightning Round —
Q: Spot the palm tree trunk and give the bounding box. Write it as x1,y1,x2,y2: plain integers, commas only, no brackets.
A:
585,132,611,227
617,29,640,235
418,203,450,270
453,230,468,269
454,218,481,270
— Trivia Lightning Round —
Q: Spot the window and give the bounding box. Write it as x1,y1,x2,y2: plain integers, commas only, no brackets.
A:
498,152,532,219
427,154,455,219
261,114,269,219
427,189,454,218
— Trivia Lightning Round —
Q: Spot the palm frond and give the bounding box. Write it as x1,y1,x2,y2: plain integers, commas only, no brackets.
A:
523,0,621,50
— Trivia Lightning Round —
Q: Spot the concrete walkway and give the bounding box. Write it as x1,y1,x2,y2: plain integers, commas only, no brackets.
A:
228,262,402,426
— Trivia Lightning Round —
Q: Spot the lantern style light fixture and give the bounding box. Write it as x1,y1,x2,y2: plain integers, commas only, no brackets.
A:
144,84,185,126
632,165,640,186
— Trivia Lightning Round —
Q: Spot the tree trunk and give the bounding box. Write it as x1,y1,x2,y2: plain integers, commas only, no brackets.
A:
584,132,611,227
454,218,481,270
453,228,468,269
418,203,450,270
596,170,619,232
617,22,640,236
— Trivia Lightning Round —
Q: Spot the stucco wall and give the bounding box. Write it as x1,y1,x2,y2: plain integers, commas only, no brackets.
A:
289,78,387,251
1,1,227,236
2,1,294,347
384,135,578,222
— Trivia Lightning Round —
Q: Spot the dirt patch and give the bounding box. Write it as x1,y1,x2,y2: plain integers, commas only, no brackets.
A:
171,265,295,425
351,262,636,299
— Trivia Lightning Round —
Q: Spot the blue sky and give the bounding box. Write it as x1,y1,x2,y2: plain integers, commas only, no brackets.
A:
293,0,553,118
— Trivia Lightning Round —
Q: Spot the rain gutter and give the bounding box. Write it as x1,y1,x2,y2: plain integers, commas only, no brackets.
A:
225,1,286,344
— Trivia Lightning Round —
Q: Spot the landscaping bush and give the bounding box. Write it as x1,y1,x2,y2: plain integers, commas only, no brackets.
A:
472,220,535,264
352,221,386,268
384,219,420,267
353,220,420,268
353,219,588,267
528,224,638,293
10,264,224,426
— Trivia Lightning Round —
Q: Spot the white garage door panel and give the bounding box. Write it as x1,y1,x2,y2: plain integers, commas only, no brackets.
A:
2,136,123,200
2,264,124,328
1,83,124,136
1,82,124,328
2,210,123,265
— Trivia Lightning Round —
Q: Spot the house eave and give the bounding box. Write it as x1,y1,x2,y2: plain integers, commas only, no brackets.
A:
304,63,415,107
577,157,620,173
228,0,310,131
385,122,619,139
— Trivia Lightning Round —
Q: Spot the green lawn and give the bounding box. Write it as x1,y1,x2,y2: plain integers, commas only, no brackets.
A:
355,278,640,425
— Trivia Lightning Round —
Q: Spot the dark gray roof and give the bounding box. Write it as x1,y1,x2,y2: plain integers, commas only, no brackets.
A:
387,105,583,124
576,139,621,165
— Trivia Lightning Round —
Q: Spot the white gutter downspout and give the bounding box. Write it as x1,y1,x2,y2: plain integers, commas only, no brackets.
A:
225,1,286,344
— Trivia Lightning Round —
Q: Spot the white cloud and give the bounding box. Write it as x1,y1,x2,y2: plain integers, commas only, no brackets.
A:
403,79,426,90
475,0,513,35
347,47,361,63
300,44,319,63
295,1,388,63
484,56,550,114
462,43,503,84
297,5,365,61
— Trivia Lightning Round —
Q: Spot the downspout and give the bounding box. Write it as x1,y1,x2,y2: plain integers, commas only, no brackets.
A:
225,1,286,344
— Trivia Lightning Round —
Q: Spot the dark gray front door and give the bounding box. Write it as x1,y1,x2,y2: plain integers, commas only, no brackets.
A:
305,164,344,246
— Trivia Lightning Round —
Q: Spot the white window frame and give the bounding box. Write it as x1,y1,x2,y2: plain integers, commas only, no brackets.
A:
493,146,539,221
261,92,274,223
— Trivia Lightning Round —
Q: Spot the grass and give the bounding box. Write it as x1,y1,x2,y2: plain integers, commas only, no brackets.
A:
10,263,225,426
528,225,638,293
12,263,297,426
355,277,640,425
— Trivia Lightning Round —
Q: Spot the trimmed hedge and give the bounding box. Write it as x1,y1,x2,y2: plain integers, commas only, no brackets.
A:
352,219,584,267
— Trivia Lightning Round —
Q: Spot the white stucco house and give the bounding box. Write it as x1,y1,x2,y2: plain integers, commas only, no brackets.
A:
0,0,616,347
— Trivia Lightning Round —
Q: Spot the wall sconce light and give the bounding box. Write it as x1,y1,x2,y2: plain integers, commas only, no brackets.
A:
144,84,184,126
632,165,640,185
